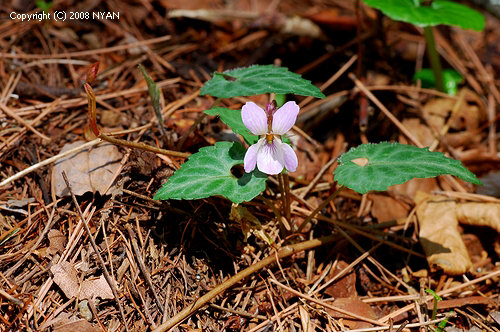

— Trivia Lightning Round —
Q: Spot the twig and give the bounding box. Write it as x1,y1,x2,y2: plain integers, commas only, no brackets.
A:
0,139,101,187
349,73,422,148
269,279,385,326
348,315,451,332
0,35,172,59
152,235,337,331
378,269,500,323
0,101,50,141
0,289,23,307
125,224,165,315
296,185,345,233
299,54,358,108
62,172,130,332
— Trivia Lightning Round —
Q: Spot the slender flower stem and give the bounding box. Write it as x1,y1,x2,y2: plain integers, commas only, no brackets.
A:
283,173,291,221
84,83,190,158
278,173,287,221
296,185,345,233
423,26,445,92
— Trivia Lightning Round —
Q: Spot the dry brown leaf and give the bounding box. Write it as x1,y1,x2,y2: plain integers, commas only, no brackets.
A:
51,261,80,299
326,297,378,329
456,202,500,232
324,260,357,298
52,141,123,197
48,229,66,254
401,118,435,147
80,275,114,300
369,194,410,222
53,318,100,332
415,192,472,275
51,262,113,300
391,178,440,200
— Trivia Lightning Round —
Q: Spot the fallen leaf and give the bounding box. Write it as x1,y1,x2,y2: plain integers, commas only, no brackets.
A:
369,194,410,222
80,275,114,300
428,296,493,310
51,261,80,299
324,260,357,298
51,261,114,300
52,141,123,197
415,192,472,275
48,229,66,254
456,202,500,232
401,118,435,147
326,297,378,329
53,318,99,332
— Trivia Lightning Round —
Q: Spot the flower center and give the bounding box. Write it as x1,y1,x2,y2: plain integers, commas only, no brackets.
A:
266,133,274,144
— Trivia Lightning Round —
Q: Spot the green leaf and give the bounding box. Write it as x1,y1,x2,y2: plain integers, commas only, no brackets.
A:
275,94,286,108
204,107,259,145
200,65,325,98
363,0,485,31
425,289,443,301
138,64,162,120
414,68,463,96
334,142,482,194
153,142,267,203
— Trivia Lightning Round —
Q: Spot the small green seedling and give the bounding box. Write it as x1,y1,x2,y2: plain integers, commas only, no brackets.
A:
413,68,463,96
363,0,485,93
35,0,53,14
425,289,452,332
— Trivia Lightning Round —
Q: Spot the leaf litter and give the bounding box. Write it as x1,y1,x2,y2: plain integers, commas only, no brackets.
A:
0,0,499,331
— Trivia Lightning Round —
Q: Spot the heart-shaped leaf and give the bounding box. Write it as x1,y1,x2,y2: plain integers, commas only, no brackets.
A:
414,68,463,96
363,0,485,31
204,107,258,145
334,142,482,194
154,142,267,203
200,65,325,98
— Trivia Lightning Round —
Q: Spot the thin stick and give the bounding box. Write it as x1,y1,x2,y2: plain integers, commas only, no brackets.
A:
296,185,345,233
269,279,385,326
125,225,165,315
299,157,337,199
0,35,172,59
349,74,423,148
152,235,337,331
299,54,358,108
0,102,50,141
348,315,452,332
283,173,291,221
0,289,23,307
378,269,500,323
62,172,130,332
0,139,101,187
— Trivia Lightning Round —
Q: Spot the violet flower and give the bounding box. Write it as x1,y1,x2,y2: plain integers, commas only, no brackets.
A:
242,101,299,175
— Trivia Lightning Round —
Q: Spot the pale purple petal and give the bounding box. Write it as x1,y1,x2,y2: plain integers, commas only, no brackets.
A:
257,141,284,175
272,101,299,135
242,102,268,136
275,138,298,172
244,138,264,173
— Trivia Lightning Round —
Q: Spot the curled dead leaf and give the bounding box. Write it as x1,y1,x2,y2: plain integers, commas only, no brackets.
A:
415,192,472,275
456,202,500,232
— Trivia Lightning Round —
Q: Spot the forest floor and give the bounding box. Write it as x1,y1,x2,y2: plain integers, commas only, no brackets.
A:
0,0,499,331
